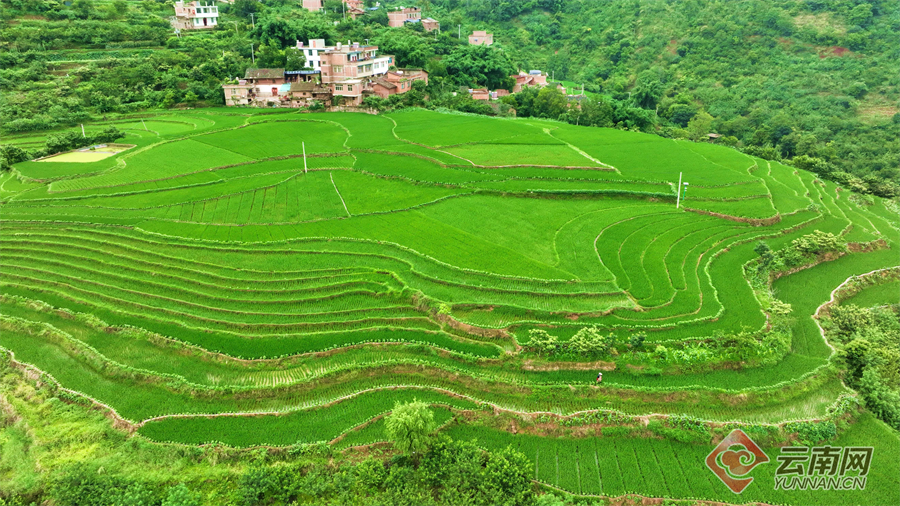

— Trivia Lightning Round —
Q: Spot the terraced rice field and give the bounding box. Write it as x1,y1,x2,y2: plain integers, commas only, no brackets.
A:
2,108,898,504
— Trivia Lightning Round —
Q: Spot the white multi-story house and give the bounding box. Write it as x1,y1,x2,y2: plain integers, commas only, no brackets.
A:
295,39,330,71
172,1,218,30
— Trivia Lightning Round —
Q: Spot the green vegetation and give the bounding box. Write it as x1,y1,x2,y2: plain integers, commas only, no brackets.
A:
0,105,897,505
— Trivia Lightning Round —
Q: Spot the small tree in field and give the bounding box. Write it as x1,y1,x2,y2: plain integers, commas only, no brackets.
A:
385,399,436,460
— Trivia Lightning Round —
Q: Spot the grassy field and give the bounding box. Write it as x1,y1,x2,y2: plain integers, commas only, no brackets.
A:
1,108,898,505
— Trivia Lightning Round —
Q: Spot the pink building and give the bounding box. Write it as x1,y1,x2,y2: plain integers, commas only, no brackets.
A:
511,71,548,93
469,30,493,45
371,69,429,99
421,18,439,32
302,0,322,11
172,1,218,30
388,7,421,27
222,68,287,106
320,41,393,105
470,88,490,100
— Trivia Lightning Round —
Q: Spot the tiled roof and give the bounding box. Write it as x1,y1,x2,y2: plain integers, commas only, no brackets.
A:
290,82,330,93
373,79,397,89
245,68,285,79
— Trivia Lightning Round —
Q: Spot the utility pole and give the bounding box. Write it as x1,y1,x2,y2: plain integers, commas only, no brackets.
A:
458,24,461,39
81,124,86,138
676,172,682,209
250,13,255,28
251,44,255,64
302,142,308,173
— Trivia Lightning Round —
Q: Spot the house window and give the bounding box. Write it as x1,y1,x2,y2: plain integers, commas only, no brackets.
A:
335,84,343,91
347,85,353,91
334,65,343,73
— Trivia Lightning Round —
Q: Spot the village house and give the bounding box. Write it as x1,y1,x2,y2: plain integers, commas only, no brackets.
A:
320,41,394,106
295,39,331,72
469,30,493,45
511,71,547,93
289,82,333,107
469,88,490,101
224,40,422,108
421,18,440,32
222,68,287,107
303,0,362,17
344,0,366,19
171,1,218,30
388,7,421,27
302,0,322,11
371,69,429,99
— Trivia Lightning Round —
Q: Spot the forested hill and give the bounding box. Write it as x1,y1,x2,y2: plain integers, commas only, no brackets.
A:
423,0,899,182
1,0,898,188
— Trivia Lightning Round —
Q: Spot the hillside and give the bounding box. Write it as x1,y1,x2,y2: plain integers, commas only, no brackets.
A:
1,0,898,190
1,108,899,504
1,0,900,504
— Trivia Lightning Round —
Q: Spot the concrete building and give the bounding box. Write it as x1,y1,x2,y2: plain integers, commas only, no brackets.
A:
388,7,421,27
511,70,547,93
344,0,365,19
470,88,490,100
295,39,331,71
289,82,333,107
421,18,439,32
320,41,393,105
302,0,322,11
222,68,286,106
469,30,493,45
172,1,218,30
371,69,428,99
223,41,427,108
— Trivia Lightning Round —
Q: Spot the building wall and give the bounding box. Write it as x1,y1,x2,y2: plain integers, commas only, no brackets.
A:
388,8,421,28
469,31,493,45
302,0,322,10
422,19,439,32
173,1,218,30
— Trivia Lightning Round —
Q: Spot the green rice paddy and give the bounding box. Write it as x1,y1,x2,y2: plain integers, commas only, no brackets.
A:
1,108,897,505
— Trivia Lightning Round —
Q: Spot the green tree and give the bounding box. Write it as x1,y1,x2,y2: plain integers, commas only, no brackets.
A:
687,111,713,141
0,145,30,170
566,326,613,356
375,30,435,68
847,3,873,26
443,44,515,90
580,96,614,127
482,446,536,506
533,86,568,119
162,484,201,506
385,399,436,459
526,329,559,355
667,103,697,127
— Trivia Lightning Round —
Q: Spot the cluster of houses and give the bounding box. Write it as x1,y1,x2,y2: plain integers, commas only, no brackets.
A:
171,1,442,31
461,71,563,102
223,51,566,110
223,39,428,107
172,1,488,39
